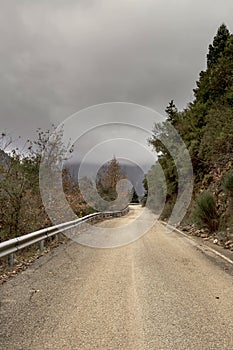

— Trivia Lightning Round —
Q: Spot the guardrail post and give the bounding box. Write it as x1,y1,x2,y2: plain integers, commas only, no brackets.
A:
40,240,44,251
57,232,62,242
8,253,14,267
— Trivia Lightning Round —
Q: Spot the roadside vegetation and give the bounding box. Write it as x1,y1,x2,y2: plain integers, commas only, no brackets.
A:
0,129,93,244
0,130,131,249
144,24,233,248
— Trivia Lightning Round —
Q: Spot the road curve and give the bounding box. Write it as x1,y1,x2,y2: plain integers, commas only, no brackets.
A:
0,206,233,349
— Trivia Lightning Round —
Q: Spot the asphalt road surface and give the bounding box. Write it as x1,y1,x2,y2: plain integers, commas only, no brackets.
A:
0,206,233,349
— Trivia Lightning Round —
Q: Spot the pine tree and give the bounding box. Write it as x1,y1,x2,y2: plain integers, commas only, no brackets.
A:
207,24,230,67
131,187,139,203
165,100,178,125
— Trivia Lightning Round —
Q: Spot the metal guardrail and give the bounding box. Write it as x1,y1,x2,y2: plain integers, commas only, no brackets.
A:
0,206,129,266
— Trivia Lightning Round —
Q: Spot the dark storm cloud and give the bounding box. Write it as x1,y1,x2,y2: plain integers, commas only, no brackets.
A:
0,0,233,141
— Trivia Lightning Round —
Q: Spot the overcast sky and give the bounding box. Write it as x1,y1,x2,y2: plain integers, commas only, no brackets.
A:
0,0,232,165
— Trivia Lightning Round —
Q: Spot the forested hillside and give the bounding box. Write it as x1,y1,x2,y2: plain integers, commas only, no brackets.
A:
146,24,233,246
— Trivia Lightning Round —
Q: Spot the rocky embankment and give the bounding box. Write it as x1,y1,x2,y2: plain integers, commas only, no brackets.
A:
179,223,233,251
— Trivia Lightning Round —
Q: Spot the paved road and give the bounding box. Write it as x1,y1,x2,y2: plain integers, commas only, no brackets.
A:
0,206,233,349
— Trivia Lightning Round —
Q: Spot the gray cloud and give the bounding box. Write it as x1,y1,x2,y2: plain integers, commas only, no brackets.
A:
0,0,233,142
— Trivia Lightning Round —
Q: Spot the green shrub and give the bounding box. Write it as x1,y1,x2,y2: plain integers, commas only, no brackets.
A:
222,171,233,196
141,196,147,207
192,191,219,232
160,197,176,221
